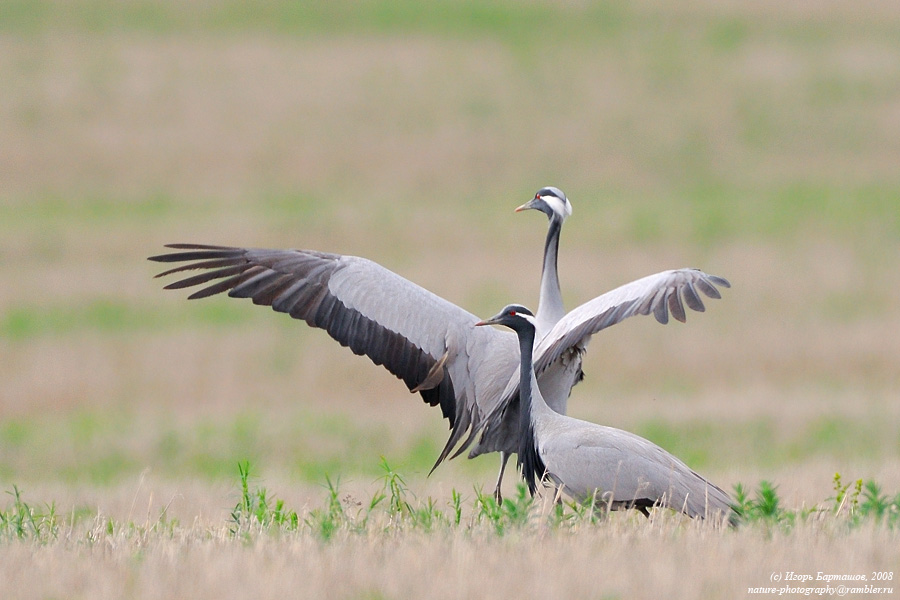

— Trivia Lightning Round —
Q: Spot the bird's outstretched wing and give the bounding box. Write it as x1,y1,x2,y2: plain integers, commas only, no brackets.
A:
149,243,517,469
475,269,729,448
533,268,730,375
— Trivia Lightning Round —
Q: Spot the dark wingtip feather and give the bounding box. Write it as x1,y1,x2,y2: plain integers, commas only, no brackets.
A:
666,287,687,323
694,278,721,300
682,282,706,313
709,275,731,288
183,273,249,299
653,295,670,324
148,244,243,263
148,253,179,263
158,265,245,291
154,258,245,279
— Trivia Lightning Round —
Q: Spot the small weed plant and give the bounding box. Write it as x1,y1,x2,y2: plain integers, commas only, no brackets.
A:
0,486,59,543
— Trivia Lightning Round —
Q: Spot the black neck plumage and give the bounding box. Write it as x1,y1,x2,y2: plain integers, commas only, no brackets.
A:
514,321,546,495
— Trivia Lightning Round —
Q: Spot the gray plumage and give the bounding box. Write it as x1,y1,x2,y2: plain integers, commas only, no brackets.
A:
148,188,729,498
477,304,737,523
471,270,731,487
149,245,517,469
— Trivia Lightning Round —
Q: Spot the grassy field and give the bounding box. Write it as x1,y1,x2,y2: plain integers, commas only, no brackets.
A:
2,1,900,598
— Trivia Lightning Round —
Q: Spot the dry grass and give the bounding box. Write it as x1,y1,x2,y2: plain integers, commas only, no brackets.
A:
1,471,898,600
1,519,897,600
1,458,898,600
2,1,900,597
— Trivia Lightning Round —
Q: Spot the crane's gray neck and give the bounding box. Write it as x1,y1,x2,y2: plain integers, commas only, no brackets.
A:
536,217,564,332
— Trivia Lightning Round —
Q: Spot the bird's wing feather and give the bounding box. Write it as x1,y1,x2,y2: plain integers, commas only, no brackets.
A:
472,269,728,450
533,269,730,375
541,421,733,518
149,243,516,468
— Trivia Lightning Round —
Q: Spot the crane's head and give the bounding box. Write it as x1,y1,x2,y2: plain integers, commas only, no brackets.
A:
515,186,572,222
475,304,537,333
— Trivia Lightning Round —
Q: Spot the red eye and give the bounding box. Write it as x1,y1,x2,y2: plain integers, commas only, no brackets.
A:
509,310,516,316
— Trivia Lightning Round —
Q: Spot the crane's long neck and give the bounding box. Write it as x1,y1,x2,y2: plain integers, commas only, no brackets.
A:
536,217,564,332
517,324,537,423
515,321,548,494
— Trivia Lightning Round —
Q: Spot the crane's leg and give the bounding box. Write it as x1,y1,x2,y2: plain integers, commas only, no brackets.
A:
493,452,510,504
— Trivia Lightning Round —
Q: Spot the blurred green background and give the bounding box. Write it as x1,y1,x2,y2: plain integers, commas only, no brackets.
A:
1,0,898,505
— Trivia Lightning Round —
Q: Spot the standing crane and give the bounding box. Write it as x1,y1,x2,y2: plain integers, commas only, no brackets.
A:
476,304,736,523
149,188,729,500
